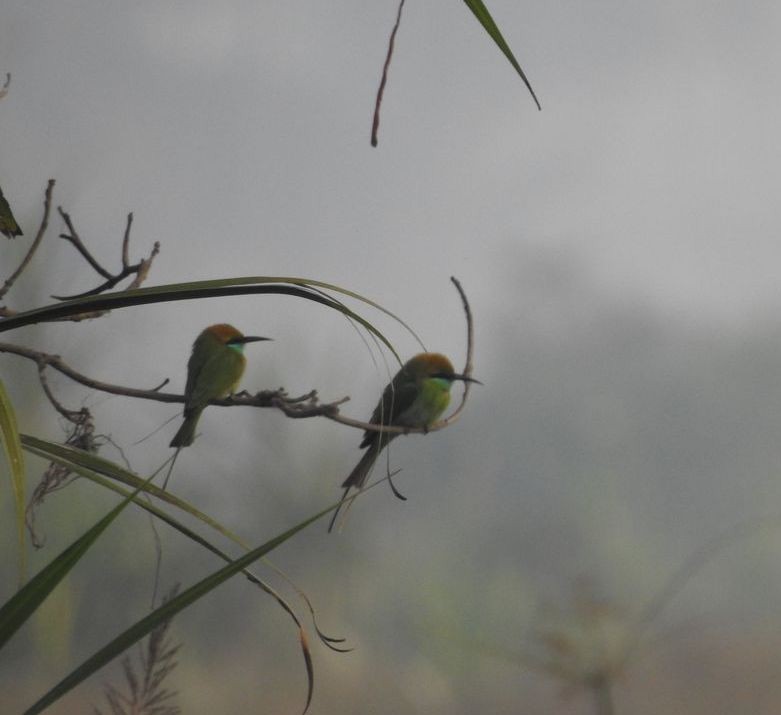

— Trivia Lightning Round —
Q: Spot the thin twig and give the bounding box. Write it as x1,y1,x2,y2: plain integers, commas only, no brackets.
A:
57,207,113,278
121,212,132,267
0,179,55,300
0,72,10,100
435,275,477,426
0,277,476,437
371,0,406,147
37,363,84,421
54,209,160,299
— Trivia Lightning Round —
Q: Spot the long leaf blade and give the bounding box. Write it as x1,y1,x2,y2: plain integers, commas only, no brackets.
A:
22,435,246,544
0,377,26,584
0,276,404,358
22,436,327,711
463,0,541,110
0,474,152,649
23,501,336,715
0,276,405,366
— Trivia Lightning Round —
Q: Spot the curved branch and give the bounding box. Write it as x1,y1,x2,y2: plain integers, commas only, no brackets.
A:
53,209,161,300
0,277,476,438
324,275,477,435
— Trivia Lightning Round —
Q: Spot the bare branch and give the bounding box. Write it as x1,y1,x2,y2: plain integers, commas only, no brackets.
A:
0,277,476,438
371,0,406,148
37,362,86,422
121,212,132,267
26,370,101,548
54,209,160,300
434,275,477,426
0,179,55,300
56,207,113,278
0,72,10,101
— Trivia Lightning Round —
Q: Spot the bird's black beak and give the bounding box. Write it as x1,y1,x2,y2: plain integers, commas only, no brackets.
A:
438,372,483,385
232,336,272,345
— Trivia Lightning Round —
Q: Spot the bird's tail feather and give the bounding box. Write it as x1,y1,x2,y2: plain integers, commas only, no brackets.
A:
169,409,200,448
327,486,353,533
341,448,378,489
328,448,379,533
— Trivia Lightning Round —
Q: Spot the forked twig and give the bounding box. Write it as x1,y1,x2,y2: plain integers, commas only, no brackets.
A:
54,208,160,300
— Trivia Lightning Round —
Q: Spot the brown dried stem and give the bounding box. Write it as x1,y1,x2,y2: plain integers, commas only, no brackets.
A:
0,179,56,303
0,277,475,438
54,208,161,299
371,0,406,147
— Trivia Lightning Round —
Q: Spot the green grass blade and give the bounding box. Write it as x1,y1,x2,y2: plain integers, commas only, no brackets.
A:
463,0,541,110
21,435,246,544
0,276,406,363
22,436,322,711
0,377,26,585
0,472,154,650
22,434,250,550
23,501,336,715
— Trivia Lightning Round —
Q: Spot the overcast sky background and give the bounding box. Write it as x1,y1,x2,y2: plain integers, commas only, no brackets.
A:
4,2,781,713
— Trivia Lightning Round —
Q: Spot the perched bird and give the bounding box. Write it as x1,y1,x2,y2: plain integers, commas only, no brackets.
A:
0,185,22,239
329,352,480,531
170,323,270,448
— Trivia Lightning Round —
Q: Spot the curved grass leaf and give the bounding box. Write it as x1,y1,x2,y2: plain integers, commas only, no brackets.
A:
0,275,415,365
23,436,351,652
463,0,541,110
0,378,26,585
22,436,244,543
21,435,340,711
0,473,154,650
23,500,336,715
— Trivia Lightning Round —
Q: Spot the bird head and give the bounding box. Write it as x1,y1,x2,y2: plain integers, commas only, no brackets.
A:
405,352,482,386
206,323,272,350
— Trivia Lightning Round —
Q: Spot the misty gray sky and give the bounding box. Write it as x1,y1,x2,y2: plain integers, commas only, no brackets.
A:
2,1,781,327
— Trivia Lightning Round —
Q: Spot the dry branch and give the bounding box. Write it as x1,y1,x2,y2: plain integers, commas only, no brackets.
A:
54,208,161,300
0,277,476,439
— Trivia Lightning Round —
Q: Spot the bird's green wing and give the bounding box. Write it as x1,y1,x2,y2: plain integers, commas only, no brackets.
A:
186,346,244,412
183,336,211,407
360,368,418,448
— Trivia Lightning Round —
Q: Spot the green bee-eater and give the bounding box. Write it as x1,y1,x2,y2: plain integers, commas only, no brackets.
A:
170,323,270,448
0,185,22,238
329,352,480,531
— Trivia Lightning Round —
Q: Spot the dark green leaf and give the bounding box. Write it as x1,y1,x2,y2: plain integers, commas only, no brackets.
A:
0,378,26,584
463,0,541,109
0,473,154,649
23,500,336,715
0,275,407,365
